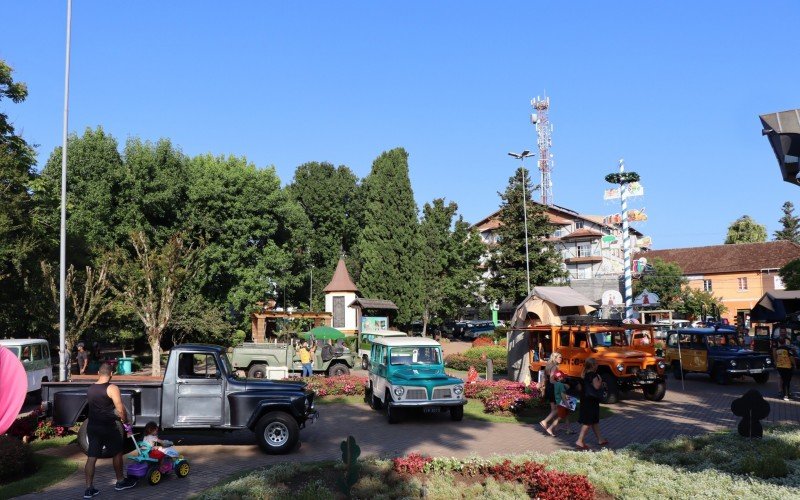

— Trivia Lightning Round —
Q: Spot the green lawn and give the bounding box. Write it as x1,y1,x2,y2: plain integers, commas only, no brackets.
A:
29,434,77,452
0,454,78,498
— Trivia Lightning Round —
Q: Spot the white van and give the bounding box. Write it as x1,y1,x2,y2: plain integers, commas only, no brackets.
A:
0,339,54,393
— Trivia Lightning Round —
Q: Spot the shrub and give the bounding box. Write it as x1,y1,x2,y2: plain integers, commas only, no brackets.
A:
482,459,595,500
471,337,494,347
33,420,67,441
300,375,367,398
465,380,543,415
392,453,433,474
5,408,42,440
445,353,507,374
0,435,35,484
462,346,506,361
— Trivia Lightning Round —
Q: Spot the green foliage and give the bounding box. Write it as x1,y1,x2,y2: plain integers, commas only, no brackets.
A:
418,198,484,333
355,148,422,324
462,346,507,360
634,258,686,309
486,167,565,306
774,201,800,243
339,435,361,496
780,258,800,291
0,436,35,484
604,171,640,184
675,286,726,320
725,215,767,244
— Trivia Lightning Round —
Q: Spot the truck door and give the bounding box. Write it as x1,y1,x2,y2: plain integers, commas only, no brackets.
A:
174,352,224,426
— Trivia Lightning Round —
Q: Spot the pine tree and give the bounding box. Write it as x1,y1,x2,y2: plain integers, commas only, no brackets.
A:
774,201,800,243
724,215,767,244
355,148,421,325
486,168,565,306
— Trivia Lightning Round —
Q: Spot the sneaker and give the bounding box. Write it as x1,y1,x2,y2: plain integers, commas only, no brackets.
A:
784,396,790,401
114,478,137,491
83,488,100,499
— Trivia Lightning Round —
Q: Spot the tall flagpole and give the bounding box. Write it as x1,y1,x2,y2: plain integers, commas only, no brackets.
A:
59,0,73,381
619,159,633,320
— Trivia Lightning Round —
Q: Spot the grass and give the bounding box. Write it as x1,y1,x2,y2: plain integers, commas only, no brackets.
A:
0,454,79,498
315,395,365,405
29,434,77,452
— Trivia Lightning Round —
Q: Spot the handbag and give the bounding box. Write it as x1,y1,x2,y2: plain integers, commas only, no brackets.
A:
585,374,607,400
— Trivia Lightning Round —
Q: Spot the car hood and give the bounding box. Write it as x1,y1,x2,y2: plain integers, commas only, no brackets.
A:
392,366,457,383
708,348,767,359
241,379,308,393
596,349,652,361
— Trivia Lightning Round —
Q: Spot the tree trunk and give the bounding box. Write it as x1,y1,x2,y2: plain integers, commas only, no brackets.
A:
149,331,162,376
422,308,429,338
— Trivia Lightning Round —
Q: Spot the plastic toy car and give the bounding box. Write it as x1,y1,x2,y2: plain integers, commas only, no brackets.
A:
126,440,190,486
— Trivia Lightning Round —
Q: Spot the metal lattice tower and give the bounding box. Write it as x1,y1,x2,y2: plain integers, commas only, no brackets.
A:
531,96,553,205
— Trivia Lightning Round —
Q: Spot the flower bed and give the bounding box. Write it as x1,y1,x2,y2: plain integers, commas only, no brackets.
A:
466,379,543,415
299,375,367,398
471,337,508,348
445,346,507,374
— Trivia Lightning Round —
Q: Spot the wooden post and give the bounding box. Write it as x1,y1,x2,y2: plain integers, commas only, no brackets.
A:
486,358,494,382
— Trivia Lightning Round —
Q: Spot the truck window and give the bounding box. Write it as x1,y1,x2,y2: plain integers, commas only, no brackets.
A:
31,344,41,360
559,331,570,347
573,332,588,348
178,353,219,378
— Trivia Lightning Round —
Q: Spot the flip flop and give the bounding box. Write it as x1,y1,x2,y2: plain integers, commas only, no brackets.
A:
545,429,555,437
598,440,610,447
575,444,590,450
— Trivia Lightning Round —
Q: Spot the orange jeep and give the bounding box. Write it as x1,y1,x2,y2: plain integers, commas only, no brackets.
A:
528,321,667,403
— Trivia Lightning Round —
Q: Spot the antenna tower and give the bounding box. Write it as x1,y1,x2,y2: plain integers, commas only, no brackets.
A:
531,96,553,205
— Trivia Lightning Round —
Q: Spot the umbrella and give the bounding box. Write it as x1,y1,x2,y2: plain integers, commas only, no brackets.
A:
0,346,27,434
298,326,345,341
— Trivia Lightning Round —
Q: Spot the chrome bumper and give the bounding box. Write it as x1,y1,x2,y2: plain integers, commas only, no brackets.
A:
388,399,467,408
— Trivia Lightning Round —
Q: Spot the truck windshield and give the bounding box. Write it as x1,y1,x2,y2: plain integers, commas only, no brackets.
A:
390,347,441,365
5,346,19,357
707,334,740,348
590,331,629,347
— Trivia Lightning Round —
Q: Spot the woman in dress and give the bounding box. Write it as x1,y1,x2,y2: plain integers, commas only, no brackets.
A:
539,352,563,435
576,357,608,449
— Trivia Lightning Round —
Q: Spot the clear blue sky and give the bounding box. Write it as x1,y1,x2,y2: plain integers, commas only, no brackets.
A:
2,1,799,249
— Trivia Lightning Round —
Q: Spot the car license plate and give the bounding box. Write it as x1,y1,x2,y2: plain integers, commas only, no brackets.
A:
423,407,442,414
749,369,763,374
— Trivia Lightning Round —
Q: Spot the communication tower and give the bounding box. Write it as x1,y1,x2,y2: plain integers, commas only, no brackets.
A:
530,96,553,205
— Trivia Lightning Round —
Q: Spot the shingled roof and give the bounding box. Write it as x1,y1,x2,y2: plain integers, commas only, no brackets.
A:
323,258,359,293
636,241,800,275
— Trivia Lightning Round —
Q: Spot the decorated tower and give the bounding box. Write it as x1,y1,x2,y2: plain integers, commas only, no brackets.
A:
323,258,360,334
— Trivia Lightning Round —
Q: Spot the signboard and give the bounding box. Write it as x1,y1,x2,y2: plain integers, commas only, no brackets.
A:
601,289,623,306
633,257,648,273
627,209,648,222
636,236,652,248
634,290,660,306
603,213,622,225
600,234,618,249
361,316,388,333
626,182,644,197
603,182,644,200
603,188,620,200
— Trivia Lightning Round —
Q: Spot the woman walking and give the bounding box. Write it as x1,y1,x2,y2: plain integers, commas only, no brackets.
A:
576,358,608,450
774,337,797,400
539,352,563,435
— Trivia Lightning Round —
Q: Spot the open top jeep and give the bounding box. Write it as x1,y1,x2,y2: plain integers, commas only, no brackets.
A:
366,337,466,424
528,321,667,404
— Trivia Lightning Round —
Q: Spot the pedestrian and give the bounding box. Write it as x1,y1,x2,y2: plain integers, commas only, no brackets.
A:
76,342,89,375
575,358,608,450
774,336,797,401
538,351,563,433
545,370,573,436
298,341,315,377
83,363,137,498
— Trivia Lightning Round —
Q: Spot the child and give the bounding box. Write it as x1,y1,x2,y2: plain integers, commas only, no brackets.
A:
143,421,180,464
546,370,574,436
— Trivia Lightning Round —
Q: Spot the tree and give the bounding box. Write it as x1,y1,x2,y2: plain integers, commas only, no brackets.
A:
418,199,485,335
634,258,686,309
355,148,422,325
780,258,800,291
287,162,361,309
774,202,800,243
486,167,565,306
725,215,767,244
675,286,726,321
114,232,201,376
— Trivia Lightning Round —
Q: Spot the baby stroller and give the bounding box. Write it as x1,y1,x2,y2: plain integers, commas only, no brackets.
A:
126,437,190,486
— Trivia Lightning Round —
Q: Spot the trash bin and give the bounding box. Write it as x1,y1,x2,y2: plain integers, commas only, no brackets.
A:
117,357,133,375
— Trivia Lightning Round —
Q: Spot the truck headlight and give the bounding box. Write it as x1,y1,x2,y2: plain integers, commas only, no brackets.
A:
765,358,772,365
453,385,464,396
616,363,624,372
657,361,666,370
393,386,405,397
730,359,737,367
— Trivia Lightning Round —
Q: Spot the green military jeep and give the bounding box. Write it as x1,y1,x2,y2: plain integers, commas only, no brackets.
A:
365,337,466,424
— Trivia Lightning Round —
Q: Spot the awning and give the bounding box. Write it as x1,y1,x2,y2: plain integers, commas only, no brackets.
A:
527,286,598,308
348,298,399,310
750,291,800,322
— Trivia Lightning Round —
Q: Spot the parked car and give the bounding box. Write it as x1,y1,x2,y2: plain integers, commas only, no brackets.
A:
462,320,496,340
41,344,318,455
0,339,53,393
358,329,407,370
664,327,774,385
230,340,356,378
365,337,466,423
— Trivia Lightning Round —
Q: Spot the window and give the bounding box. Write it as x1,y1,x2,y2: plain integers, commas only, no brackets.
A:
333,296,345,328
703,279,712,292
559,331,571,347
577,244,591,257
738,277,748,291
575,221,584,229
178,353,219,378
31,344,43,361
573,332,588,348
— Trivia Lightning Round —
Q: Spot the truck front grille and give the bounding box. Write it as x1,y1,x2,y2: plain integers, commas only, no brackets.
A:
432,387,452,399
406,388,428,400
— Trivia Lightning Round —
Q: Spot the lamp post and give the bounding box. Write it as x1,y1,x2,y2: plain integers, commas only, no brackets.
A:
58,0,73,381
508,150,534,297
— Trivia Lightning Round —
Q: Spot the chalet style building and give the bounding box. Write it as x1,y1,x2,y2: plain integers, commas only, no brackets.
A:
636,241,800,325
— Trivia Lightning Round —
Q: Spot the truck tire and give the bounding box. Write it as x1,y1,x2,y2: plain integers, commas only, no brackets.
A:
600,372,619,404
672,361,684,380
369,385,383,410
385,392,401,424
361,355,369,370
450,405,464,421
247,364,268,379
254,411,299,455
78,420,128,458
327,363,350,377
643,381,667,401
752,372,769,384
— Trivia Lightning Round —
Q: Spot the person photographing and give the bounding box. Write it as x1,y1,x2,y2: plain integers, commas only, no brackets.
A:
83,363,137,498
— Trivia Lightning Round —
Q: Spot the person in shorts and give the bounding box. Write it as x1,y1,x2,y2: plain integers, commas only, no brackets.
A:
83,363,137,498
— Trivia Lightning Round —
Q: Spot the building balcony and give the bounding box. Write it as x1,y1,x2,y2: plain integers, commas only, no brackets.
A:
564,255,603,264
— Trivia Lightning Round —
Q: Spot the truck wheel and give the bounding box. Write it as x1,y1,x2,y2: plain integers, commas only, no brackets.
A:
600,372,619,404
672,362,684,380
248,364,268,379
361,355,369,370
255,411,299,455
713,365,730,385
78,420,127,459
450,406,464,421
752,372,769,384
643,381,667,401
370,386,383,410
327,363,350,377
385,392,401,424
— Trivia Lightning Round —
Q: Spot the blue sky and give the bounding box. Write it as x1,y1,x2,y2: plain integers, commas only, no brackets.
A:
2,1,799,249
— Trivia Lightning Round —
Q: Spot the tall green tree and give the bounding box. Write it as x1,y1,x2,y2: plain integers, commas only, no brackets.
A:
355,148,421,324
287,162,361,309
725,215,767,244
634,257,686,309
418,198,485,335
675,286,726,321
486,168,564,306
780,258,800,291
774,201,800,243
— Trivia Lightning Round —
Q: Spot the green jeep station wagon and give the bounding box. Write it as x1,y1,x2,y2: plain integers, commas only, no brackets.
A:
365,337,466,424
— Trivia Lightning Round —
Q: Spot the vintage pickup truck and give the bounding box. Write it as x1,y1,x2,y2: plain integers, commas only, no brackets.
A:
40,344,318,456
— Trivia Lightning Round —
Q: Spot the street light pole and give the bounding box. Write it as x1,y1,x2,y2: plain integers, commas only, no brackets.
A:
59,0,73,381
508,150,534,297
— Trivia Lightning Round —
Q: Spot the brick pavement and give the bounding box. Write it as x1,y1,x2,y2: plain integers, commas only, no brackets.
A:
16,375,800,500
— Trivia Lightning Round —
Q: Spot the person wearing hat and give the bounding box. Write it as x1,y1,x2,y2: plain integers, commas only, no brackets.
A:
76,342,89,375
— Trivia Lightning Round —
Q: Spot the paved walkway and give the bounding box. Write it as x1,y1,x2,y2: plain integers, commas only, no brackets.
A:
17,376,800,499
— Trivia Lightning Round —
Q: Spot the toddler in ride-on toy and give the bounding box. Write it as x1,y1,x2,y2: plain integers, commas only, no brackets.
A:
143,421,180,462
